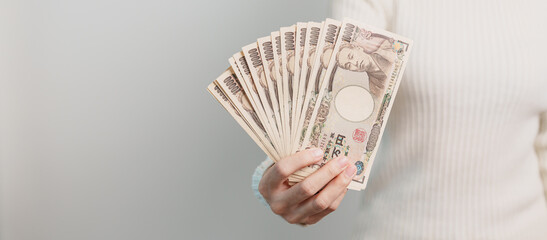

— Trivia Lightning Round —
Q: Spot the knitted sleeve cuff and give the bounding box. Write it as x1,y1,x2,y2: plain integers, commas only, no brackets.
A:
252,157,275,207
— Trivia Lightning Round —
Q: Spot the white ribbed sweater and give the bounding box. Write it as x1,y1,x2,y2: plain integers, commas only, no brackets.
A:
255,0,547,238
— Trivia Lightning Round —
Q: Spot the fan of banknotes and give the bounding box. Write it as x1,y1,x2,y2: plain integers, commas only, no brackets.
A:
207,18,413,191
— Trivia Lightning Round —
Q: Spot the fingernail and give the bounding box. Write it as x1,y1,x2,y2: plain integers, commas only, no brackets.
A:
345,164,357,177
337,157,349,168
311,148,323,159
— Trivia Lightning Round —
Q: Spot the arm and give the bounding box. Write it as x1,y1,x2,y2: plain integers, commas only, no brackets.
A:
536,111,547,199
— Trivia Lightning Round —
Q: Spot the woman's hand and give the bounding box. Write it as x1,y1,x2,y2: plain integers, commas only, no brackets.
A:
258,148,357,225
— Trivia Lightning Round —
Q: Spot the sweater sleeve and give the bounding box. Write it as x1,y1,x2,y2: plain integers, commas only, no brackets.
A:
251,157,275,207
331,0,396,30
536,111,547,199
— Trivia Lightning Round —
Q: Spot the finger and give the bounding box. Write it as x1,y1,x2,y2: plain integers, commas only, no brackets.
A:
266,148,323,186
285,188,349,226
305,189,348,225
298,163,356,216
284,156,350,204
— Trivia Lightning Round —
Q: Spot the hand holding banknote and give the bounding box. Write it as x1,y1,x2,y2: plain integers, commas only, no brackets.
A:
259,148,356,225
207,18,412,220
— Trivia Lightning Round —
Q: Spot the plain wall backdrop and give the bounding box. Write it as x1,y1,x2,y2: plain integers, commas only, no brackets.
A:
0,0,362,239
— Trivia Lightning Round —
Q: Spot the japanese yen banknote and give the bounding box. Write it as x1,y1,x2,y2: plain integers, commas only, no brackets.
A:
207,18,413,191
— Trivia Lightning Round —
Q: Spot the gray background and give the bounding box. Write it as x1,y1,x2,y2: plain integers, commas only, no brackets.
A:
0,0,362,239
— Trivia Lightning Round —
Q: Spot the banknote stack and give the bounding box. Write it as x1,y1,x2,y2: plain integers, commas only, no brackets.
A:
207,18,413,191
